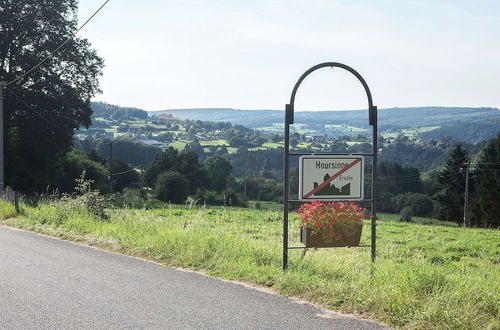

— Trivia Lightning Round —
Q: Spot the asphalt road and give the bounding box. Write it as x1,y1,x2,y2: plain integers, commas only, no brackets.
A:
0,225,387,329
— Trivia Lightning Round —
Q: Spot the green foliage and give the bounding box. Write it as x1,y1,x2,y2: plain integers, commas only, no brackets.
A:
144,147,180,187
378,192,395,212
113,188,147,209
60,150,108,193
145,148,209,195
90,138,161,168
392,193,434,217
470,134,500,227
71,172,111,220
435,145,469,223
399,206,413,222
154,171,189,204
91,102,148,120
378,161,423,195
109,158,141,193
194,188,247,207
0,200,17,219
2,0,103,193
203,156,232,191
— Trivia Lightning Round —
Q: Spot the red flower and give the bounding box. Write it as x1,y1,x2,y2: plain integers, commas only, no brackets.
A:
295,201,366,242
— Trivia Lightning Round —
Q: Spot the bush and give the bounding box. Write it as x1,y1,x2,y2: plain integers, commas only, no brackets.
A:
392,192,434,217
378,192,395,212
0,200,17,219
399,206,413,222
221,188,247,207
72,172,112,220
114,188,147,208
194,188,247,207
154,171,189,204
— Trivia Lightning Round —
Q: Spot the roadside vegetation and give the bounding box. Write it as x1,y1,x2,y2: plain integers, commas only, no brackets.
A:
1,194,498,330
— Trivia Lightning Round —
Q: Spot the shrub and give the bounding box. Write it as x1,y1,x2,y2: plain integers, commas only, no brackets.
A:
154,171,189,204
221,188,247,207
399,206,413,222
392,192,434,217
194,188,247,207
114,188,147,208
71,172,112,220
0,200,17,219
378,192,394,212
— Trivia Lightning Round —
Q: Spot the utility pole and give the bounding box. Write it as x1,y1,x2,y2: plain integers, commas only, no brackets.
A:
108,141,113,194
463,162,470,227
243,177,247,200
0,82,5,192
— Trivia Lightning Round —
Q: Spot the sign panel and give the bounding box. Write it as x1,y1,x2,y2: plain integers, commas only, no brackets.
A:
299,155,364,200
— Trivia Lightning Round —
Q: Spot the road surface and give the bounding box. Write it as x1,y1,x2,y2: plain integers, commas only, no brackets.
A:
0,225,387,329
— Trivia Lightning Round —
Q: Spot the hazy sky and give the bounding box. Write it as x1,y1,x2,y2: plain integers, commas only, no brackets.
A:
77,0,500,111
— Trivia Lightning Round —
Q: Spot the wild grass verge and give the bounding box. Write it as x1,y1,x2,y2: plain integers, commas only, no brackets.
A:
1,201,498,329
0,200,17,219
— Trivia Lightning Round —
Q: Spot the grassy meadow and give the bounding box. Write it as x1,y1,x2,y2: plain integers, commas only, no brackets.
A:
0,199,498,329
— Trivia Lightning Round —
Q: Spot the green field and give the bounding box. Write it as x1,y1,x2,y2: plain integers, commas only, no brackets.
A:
169,141,188,150
247,200,283,211
261,142,282,149
1,200,498,329
382,126,440,139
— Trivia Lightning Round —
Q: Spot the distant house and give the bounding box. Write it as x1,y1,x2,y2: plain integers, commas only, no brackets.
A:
305,135,316,142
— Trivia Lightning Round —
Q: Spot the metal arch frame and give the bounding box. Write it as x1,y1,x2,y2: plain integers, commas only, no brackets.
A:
282,62,378,270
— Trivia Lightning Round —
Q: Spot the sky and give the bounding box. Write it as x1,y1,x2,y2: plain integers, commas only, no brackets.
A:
77,0,500,111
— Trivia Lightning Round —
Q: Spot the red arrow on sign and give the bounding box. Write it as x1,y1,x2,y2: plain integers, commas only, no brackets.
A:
303,158,362,199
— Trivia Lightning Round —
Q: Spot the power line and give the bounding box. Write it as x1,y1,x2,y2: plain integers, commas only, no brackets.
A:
112,169,136,176
5,0,111,87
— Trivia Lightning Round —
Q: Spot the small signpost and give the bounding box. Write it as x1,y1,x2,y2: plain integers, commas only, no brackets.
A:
282,62,378,270
299,155,364,201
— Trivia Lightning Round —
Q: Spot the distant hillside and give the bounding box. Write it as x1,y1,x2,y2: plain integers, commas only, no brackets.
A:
83,102,496,173
92,102,148,120
87,103,500,142
147,106,500,140
418,117,500,143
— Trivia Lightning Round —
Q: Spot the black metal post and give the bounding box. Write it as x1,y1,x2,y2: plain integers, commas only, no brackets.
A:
463,162,470,227
109,141,113,194
282,62,377,270
283,104,292,270
0,82,5,192
371,106,378,262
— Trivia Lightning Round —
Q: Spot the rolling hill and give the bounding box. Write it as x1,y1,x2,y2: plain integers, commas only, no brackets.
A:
147,106,500,141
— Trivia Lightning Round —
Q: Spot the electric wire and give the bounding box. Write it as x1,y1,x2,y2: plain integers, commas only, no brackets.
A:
5,0,111,87
112,169,136,176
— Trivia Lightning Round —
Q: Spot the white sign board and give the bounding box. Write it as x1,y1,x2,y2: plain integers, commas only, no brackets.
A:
299,155,364,200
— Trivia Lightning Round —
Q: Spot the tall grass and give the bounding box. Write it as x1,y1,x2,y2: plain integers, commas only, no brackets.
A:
0,200,17,219
2,201,499,329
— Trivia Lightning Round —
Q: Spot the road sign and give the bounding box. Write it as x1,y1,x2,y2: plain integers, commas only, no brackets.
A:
299,155,364,200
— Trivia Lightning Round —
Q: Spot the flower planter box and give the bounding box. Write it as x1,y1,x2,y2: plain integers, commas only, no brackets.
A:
300,224,363,248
